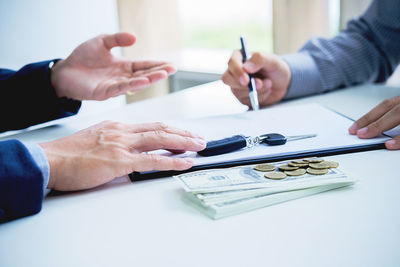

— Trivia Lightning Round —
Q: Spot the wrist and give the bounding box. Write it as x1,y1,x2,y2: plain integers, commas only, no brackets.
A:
38,142,60,190
50,59,67,98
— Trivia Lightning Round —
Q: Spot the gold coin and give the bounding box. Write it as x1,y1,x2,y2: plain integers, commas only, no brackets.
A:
291,159,308,164
278,164,299,171
325,161,339,168
309,162,331,169
303,157,324,163
254,163,276,172
306,167,329,175
284,168,306,176
289,162,309,167
264,171,287,180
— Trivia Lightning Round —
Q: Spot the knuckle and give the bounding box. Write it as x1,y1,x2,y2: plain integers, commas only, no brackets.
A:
381,97,396,109
102,120,125,130
113,122,125,130
222,72,229,84
183,129,193,137
100,120,113,127
369,121,382,132
109,147,124,158
182,136,193,147
252,51,262,60
269,55,279,69
394,96,400,103
360,113,371,124
393,104,400,113
154,122,168,130
153,130,168,141
148,154,163,165
172,158,183,168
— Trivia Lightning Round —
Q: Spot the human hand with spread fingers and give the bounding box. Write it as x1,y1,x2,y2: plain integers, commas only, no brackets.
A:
51,32,176,100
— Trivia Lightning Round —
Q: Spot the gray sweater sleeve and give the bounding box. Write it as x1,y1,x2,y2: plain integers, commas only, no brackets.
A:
282,0,400,99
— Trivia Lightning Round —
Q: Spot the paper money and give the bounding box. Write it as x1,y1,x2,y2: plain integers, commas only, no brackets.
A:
184,183,351,219
174,158,357,219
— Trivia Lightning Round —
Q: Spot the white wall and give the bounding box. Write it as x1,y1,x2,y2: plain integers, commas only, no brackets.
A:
0,0,120,68
0,0,124,117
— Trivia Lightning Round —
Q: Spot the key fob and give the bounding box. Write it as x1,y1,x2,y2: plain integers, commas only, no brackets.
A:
260,133,287,145
198,135,247,156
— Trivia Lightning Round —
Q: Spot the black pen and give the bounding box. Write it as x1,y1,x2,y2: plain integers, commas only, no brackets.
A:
240,36,259,111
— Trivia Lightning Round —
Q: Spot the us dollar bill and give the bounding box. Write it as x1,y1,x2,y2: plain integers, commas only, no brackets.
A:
174,159,357,219
174,161,354,194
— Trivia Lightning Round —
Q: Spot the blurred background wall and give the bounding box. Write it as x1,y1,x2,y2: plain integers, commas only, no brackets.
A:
0,0,398,114
0,0,123,116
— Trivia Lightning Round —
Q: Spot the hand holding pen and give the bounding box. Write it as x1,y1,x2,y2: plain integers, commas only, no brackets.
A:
222,37,292,109
240,37,259,111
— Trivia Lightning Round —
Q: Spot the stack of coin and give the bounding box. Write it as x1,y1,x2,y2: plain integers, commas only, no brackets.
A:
253,157,339,180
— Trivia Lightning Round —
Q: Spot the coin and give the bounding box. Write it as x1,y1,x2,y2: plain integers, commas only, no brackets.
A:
264,171,287,180
309,162,331,169
278,164,299,171
254,163,276,172
284,168,306,176
289,162,309,167
306,167,329,175
325,161,339,168
303,157,324,163
291,159,308,164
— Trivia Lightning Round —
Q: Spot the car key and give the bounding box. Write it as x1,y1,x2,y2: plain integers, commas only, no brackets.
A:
197,133,317,156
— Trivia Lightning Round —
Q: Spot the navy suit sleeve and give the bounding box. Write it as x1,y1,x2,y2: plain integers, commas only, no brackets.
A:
0,140,44,223
0,60,81,133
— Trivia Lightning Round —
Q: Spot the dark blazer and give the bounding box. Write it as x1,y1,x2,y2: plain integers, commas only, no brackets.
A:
0,61,81,222
0,60,81,132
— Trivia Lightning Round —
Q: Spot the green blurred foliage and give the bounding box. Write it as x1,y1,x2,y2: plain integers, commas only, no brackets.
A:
182,21,273,52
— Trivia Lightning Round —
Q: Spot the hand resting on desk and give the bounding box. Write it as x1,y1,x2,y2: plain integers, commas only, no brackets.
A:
223,50,400,150
349,96,400,150
39,121,206,191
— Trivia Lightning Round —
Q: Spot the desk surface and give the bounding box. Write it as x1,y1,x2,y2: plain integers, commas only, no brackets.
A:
1,81,400,267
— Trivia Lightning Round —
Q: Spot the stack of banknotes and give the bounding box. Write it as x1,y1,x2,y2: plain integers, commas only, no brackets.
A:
174,158,357,219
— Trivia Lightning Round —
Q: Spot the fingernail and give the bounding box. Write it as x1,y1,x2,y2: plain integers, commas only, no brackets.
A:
357,127,368,136
239,75,247,86
348,122,358,134
243,61,256,72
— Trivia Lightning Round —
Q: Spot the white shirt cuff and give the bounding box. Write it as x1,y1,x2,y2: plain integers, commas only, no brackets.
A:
23,142,51,197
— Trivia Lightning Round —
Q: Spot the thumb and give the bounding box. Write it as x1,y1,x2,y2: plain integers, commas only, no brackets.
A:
102,32,136,50
385,135,400,150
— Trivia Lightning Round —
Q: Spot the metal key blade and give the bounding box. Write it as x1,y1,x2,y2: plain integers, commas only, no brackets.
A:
286,134,317,142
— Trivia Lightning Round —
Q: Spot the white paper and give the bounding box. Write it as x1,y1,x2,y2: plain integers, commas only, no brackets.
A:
155,104,390,167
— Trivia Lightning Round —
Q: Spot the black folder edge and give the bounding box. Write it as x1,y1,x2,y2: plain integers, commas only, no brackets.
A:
129,142,386,182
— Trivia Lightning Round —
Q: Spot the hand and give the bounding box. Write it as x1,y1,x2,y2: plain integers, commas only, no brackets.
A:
51,32,177,101
222,50,291,108
348,96,400,150
39,121,206,191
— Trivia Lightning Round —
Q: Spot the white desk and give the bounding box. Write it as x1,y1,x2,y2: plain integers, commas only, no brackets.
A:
1,81,400,267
